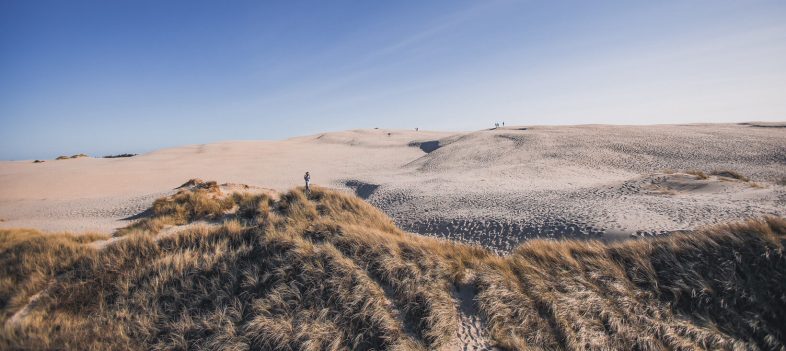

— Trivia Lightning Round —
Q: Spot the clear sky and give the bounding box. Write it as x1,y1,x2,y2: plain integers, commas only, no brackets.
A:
1,0,785,160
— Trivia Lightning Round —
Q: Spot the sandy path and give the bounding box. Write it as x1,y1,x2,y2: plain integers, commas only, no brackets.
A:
444,280,500,351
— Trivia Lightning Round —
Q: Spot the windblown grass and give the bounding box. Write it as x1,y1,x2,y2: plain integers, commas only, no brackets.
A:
0,230,108,325
476,217,786,350
115,182,232,236
711,169,750,182
686,170,708,180
2,183,785,350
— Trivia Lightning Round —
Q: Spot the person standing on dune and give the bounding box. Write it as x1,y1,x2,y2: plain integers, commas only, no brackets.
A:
304,172,311,193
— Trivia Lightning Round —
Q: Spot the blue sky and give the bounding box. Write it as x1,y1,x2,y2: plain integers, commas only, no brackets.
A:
1,0,785,160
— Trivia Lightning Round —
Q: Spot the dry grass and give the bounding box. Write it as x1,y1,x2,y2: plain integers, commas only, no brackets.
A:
0,230,108,325
2,183,785,350
687,169,761,187
55,154,88,160
476,217,786,350
711,169,750,182
686,170,708,180
115,183,232,236
102,153,137,158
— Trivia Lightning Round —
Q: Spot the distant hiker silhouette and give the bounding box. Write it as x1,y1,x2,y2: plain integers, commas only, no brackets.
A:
304,172,311,193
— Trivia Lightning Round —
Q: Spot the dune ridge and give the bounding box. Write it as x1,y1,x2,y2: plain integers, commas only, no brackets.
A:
1,184,785,350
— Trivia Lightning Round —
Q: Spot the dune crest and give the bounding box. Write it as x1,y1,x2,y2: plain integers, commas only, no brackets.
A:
1,185,785,350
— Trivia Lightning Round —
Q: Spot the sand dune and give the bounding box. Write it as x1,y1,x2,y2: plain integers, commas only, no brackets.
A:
2,186,785,350
1,123,784,251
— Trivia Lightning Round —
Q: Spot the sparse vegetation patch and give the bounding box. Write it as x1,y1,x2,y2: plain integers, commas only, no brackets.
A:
55,154,88,160
686,170,708,179
102,153,137,158
711,169,750,181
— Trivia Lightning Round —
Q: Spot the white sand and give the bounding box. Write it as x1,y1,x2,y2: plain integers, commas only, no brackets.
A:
1,123,785,252
444,274,500,351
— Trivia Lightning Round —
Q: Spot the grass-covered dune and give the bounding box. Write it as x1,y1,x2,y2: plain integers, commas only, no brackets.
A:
1,182,785,350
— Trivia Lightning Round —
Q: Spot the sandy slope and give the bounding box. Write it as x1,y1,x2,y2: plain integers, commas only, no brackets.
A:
1,123,785,251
